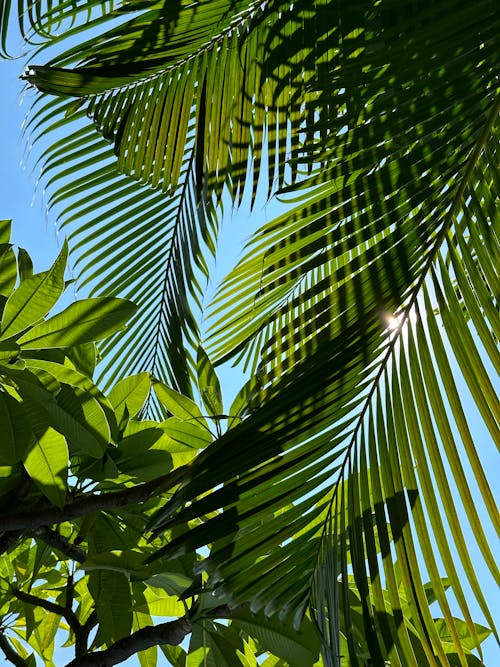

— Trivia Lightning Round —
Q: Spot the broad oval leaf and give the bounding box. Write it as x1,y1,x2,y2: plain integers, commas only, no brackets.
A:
88,570,132,646
25,358,116,440
15,375,107,458
56,384,111,450
0,391,32,465
132,587,185,617
17,297,137,349
23,426,68,508
162,417,213,450
66,341,97,378
154,381,210,430
108,371,151,423
197,346,223,417
0,240,67,340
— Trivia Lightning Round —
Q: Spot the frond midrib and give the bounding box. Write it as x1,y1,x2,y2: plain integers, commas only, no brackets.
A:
312,91,500,585
147,147,199,397
25,0,267,96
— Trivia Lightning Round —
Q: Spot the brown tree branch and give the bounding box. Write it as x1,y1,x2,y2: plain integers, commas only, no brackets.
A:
32,526,87,562
65,605,238,667
0,631,29,667
12,588,84,638
66,572,75,611
0,531,21,556
13,588,68,619
65,616,193,667
10,589,98,660
75,611,98,658
0,467,187,533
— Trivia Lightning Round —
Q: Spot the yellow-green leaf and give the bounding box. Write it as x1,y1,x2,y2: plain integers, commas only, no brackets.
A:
0,240,67,339
17,297,136,349
23,427,68,508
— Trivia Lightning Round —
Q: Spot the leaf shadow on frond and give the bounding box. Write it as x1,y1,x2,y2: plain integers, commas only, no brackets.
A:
3,0,499,663
15,0,351,409
146,2,499,665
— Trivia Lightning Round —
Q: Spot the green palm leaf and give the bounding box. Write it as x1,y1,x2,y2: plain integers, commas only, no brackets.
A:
145,3,499,665
22,95,214,403
13,0,341,402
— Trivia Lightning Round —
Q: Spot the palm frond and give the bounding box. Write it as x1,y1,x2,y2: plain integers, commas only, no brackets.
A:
152,105,499,664
147,3,500,664
1,0,115,56
23,94,214,405
21,0,338,202
14,0,341,399
4,0,499,662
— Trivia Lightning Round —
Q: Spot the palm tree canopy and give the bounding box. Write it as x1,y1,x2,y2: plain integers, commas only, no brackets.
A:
1,0,499,665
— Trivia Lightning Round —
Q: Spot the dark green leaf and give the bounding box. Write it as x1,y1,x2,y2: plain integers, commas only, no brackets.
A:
0,391,32,465
231,609,321,667
197,346,223,417
88,570,133,646
0,243,17,299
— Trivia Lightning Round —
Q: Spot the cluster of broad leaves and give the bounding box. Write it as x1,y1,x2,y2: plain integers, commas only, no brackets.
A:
0,218,136,496
0,0,499,666
0,223,493,666
0,221,321,666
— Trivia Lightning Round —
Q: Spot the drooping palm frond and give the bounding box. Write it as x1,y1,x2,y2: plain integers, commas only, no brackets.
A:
20,93,213,403
0,0,114,55
12,0,342,400
145,2,500,664
207,0,499,378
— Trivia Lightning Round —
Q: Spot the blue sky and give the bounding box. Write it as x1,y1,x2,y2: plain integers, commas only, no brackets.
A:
2,58,61,262
1,43,499,667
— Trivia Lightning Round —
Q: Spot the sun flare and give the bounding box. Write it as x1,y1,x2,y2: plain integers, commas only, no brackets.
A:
382,308,419,336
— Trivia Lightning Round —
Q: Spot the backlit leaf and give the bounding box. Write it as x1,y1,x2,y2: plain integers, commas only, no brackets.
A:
23,426,68,508
17,297,136,349
0,240,67,339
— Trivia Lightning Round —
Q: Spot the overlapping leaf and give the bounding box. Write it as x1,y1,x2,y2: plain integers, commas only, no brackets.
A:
13,0,341,403
146,3,499,666
1,0,499,665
